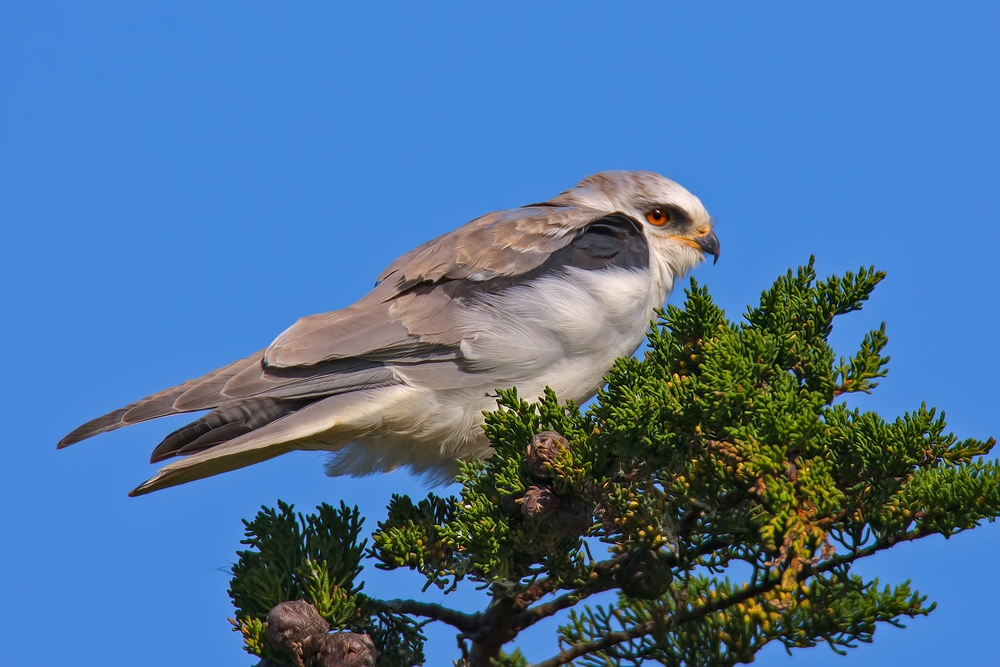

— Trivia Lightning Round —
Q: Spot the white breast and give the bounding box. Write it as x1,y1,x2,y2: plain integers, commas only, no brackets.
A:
454,266,669,403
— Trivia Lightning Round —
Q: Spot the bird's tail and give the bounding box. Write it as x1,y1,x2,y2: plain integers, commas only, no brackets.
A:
57,352,266,448
57,352,389,496
127,394,358,496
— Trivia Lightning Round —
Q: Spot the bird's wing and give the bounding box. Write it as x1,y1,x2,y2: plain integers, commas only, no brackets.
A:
375,204,609,288
263,204,616,369
57,205,611,447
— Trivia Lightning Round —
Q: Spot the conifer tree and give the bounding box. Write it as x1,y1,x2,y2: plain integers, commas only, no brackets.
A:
227,260,1000,666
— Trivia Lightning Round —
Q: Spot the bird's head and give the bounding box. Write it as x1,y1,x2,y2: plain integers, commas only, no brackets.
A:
555,170,720,275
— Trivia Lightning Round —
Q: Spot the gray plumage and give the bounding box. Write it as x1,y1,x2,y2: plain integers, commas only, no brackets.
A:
58,171,720,496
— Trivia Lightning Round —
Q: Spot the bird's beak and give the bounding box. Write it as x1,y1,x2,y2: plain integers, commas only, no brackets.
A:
696,229,721,264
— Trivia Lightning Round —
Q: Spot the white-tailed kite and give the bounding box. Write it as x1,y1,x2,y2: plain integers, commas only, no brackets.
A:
59,171,720,496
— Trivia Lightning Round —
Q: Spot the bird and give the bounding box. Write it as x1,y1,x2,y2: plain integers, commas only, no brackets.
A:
58,170,720,496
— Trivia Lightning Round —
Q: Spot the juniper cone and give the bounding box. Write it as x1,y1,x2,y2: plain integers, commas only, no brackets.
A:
253,609,377,667
515,484,593,544
227,262,1000,667
524,431,570,481
519,486,557,519
265,600,329,665
615,548,674,600
57,171,719,496
317,633,377,667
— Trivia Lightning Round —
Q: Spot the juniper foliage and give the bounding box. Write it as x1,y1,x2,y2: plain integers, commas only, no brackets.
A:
228,260,999,666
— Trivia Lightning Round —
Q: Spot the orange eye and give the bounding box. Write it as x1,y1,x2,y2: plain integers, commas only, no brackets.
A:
646,208,670,226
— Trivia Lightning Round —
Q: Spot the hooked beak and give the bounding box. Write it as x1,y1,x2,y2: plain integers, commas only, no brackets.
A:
696,228,721,264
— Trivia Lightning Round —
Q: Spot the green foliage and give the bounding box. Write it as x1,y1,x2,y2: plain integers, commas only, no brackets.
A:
560,574,929,666
229,500,364,624
372,493,458,590
228,501,426,666
229,260,999,666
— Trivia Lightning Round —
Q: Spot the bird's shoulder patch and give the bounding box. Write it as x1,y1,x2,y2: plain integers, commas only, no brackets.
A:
559,213,649,271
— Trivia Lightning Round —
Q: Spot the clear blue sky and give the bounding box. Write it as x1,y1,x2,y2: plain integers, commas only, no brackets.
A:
2,3,998,665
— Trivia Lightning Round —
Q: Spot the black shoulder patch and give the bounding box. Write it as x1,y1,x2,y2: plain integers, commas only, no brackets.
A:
557,213,649,271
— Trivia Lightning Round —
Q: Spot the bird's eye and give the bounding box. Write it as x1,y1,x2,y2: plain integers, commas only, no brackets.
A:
646,208,670,226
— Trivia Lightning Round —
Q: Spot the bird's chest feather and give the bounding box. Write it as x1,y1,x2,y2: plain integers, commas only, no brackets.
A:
455,266,667,403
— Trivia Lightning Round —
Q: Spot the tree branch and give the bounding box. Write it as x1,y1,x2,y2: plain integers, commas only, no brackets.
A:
530,528,930,667
513,582,613,633
368,598,484,633
511,536,730,632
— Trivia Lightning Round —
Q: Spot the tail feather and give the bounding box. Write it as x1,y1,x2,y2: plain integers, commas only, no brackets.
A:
128,393,360,496
148,397,312,463
57,353,263,448
58,350,410,496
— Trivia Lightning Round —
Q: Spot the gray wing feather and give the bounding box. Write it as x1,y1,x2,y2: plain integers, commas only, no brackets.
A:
265,301,449,369
58,354,402,448
375,205,607,289
61,205,626,446
195,357,399,401
264,204,607,370
60,200,629,494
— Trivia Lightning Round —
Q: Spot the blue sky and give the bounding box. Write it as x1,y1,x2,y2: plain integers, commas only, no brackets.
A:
2,2,998,665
